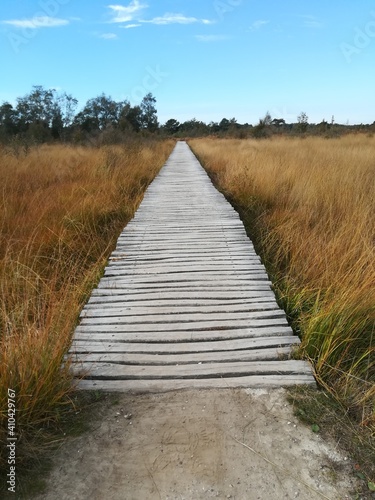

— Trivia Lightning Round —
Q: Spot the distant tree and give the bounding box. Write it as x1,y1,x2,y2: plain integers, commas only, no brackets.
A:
297,111,309,133
180,118,208,136
121,104,142,133
163,118,180,135
253,112,272,138
263,111,272,126
15,85,56,135
317,119,330,135
271,118,286,128
0,102,17,137
219,118,231,132
208,121,220,133
58,93,78,129
140,93,158,132
74,94,121,132
51,92,78,140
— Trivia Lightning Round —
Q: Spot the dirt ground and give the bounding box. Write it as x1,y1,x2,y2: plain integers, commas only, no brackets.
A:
35,388,359,500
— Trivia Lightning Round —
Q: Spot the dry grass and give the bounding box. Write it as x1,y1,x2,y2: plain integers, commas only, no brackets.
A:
0,139,174,468
189,135,375,432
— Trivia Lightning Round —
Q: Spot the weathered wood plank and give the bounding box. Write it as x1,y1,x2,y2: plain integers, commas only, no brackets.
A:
71,360,313,380
84,297,277,308
105,263,265,272
80,304,283,319
70,347,292,365
76,317,288,331
81,302,280,315
98,278,272,288
75,375,316,391
70,336,299,354
73,326,294,343
94,283,273,292
88,290,275,299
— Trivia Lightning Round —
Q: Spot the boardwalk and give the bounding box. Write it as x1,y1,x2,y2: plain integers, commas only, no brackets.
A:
71,141,315,391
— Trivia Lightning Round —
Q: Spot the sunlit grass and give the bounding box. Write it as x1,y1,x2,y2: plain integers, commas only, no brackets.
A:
0,139,174,468
190,135,375,432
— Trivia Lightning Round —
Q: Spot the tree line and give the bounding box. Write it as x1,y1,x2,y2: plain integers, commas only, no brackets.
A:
0,86,158,144
0,85,374,145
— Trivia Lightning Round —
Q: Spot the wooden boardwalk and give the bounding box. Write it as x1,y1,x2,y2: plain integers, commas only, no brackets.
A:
70,141,315,391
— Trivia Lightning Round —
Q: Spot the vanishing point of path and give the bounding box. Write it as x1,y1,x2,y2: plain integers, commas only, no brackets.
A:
70,141,314,390
36,142,358,500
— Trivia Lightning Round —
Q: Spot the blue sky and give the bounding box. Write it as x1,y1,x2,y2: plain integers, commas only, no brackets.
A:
0,0,374,125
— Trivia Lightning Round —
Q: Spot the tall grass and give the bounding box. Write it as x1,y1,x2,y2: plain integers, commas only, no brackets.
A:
0,139,174,467
190,135,375,431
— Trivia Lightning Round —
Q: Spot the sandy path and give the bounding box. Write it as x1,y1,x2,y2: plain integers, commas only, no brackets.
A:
35,388,357,499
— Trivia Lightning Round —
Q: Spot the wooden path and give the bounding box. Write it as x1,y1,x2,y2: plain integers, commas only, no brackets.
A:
70,141,315,391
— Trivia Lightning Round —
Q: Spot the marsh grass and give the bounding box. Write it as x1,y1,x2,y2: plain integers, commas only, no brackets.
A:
189,135,375,434
0,139,174,470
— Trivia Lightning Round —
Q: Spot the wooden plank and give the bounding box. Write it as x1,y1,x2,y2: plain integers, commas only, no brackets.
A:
70,336,299,354
71,360,313,379
82,301,280,314
88,290,275,300
94,283,273,292
73,326,294,343
77,316,287,331
109,256,261,265
76,375,316,392
84,297,277,308
70,347,292,365
98,278,272,287
105,262,265,271
79,309,285,323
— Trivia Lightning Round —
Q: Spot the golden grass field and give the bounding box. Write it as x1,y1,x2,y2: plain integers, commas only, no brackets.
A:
0,139,174,466
190,135,375,432
0,134,374,480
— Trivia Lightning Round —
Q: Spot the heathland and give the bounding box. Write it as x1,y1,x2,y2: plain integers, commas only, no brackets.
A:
189,135,375,432
0,134,374,494
0,139,174,471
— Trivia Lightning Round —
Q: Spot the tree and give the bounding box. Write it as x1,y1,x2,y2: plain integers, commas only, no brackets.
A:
15,85,56,135
219,118,231,132
140,93,158,132
74,94,122,132
253,112,272,138
263,111,272,126
179,118,209,136
297,111,309,133
272,118,286,128
120,104,142,133
0,103,17,137
163,118,180,135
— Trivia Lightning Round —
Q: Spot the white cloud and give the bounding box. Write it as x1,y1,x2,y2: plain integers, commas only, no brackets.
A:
144,13,211,25
100,33,118,39
121,23,141,29
108,1,147,23
3,16,69,29
195,34,229,42
249,20,269,31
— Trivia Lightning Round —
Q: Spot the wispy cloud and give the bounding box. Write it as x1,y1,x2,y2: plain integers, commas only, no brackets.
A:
249,20,269,31
195,34,229,42
2,16,69,29
144,13,212,25
108,1,147,23
100,33,118,39
300,15,324,28
121,23,141,29
107,4,214,27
